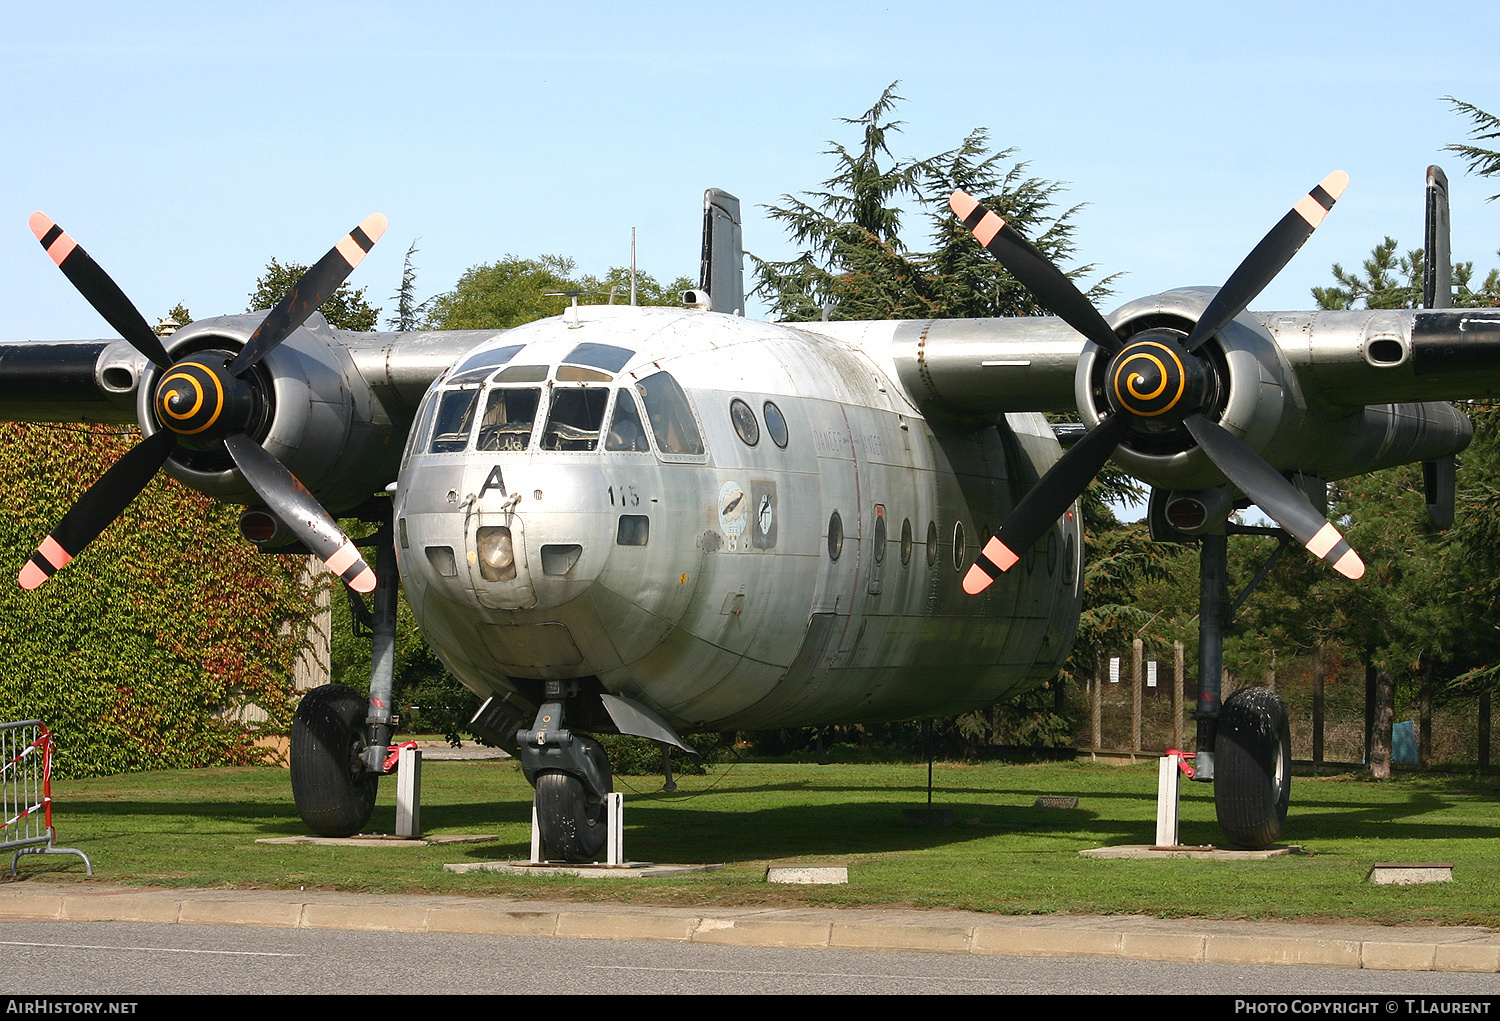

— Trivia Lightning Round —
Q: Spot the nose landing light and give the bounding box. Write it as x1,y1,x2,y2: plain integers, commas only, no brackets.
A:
477,526,517,581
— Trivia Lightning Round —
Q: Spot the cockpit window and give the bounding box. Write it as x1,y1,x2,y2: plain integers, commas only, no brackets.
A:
447,344,524,386
563,343,634,373
636,371,704,455
429,389,481,453
605,389,650,452
476,388,541,451
495,364,549,383
403,388,440,466
543,388,609,451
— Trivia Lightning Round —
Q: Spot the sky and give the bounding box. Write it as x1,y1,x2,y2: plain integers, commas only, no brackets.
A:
5,0,1500,341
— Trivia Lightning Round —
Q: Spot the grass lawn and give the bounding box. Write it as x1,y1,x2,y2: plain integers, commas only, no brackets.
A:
13,757,1500,927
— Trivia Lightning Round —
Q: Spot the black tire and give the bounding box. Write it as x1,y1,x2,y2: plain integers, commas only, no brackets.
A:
535,737,612,862
290,684,377,838
1214,687,1292,849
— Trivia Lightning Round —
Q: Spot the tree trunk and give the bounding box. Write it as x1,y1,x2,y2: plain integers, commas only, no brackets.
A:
1369,666,1395,780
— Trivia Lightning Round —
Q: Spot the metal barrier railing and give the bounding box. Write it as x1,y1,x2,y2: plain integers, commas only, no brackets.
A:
2,720,92,876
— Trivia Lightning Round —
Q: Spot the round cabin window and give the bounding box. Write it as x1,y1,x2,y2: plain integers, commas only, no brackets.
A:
763,401,789,448
730,398,759,446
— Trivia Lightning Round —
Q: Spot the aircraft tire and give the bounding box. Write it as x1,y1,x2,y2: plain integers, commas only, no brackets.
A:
535,737,612,862
1214,686,1291,849
290,684,378,838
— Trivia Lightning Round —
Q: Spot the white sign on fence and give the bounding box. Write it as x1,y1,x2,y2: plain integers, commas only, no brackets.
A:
1148,661,1158,687
1109,657,1120,684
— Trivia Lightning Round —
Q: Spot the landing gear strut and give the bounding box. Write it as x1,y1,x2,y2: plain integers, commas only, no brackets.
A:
518,687,614,862
1188,522,1294,848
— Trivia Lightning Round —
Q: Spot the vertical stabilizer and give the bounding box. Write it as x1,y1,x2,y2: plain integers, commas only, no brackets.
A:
1424,166,1452,310
698,189,745,315
1423,165,1456,529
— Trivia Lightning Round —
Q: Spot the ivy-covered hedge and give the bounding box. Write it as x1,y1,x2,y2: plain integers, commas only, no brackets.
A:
0,423,316,778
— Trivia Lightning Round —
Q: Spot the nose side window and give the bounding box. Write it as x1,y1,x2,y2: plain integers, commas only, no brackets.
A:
636,371,704,456
605,389,651,452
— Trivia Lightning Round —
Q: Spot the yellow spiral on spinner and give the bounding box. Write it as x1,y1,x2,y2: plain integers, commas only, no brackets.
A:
155,364,225,435
1111,341,1186,417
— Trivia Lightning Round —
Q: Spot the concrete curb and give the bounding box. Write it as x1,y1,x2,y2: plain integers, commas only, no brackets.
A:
3,885,1499,973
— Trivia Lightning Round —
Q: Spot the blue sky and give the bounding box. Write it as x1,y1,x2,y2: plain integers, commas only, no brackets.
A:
5,0,1499,340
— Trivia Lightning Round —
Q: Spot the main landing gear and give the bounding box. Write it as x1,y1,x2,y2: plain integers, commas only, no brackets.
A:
1188,527,1293,849
518,686,614,862
1214,687,1292,849
290,515,397,837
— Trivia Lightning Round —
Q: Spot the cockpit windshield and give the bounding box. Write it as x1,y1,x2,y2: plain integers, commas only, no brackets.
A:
477,388,541,451
446,344,525,386
429,389,481,453
542,388,609,451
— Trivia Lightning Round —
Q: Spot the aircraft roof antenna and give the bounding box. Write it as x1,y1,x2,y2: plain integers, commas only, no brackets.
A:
544,290,601,329
630,227,638,306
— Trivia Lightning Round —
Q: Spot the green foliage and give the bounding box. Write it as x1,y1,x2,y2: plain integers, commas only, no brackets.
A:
593,733,725,776
387,240,433,332
424,254,693,331
158,303,193,336
1312,236,1500,310
247,258,381,331
1444,96,1500,202
753,82,1112,322
0,423,315,778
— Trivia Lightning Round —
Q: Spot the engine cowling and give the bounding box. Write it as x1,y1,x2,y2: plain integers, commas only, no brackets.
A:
134,312,401,516
1077,288,1472,491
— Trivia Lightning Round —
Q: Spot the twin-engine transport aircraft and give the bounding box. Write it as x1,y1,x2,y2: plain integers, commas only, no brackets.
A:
4,175,1493,857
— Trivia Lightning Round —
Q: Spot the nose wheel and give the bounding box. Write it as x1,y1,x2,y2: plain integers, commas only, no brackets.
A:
534,737,613,862
519,696,615,862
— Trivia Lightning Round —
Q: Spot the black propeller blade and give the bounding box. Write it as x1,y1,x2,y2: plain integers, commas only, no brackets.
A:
1183,171,1348,353
1182,414,1363,579
18,429,176,590
949,191,1122,355
228,213,387,377
19,213,384,593
952,174,1359,592
224,436,376,591
963,414,1129,594
29,213,174,369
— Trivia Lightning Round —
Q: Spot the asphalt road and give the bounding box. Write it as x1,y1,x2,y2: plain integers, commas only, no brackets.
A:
4,919,1500,997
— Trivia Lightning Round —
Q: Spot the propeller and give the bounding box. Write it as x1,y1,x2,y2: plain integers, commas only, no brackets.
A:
18,213,387,593
951,173,1364,594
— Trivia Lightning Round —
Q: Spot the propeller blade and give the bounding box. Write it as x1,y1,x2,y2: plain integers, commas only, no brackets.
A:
1182,413,1364,579
1183,171,1349,353
18,429,176,589
29,213,174,369
963,413,1131,594
229,214,387,377
950,191,1122,355
222,434,376,592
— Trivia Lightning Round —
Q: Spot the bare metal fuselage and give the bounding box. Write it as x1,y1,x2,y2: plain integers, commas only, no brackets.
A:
395,305,1082,733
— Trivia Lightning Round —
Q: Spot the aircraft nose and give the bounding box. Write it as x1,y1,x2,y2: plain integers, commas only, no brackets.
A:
467,485,611,612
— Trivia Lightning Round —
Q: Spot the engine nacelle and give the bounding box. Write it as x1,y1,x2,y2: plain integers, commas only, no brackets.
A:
133,313,401,516
1077,288,1472,490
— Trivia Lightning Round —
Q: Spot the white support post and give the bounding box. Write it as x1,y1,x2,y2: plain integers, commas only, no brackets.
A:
1156,753,1181,847
530,798,543,863
396,746,422,838
604,793,624,866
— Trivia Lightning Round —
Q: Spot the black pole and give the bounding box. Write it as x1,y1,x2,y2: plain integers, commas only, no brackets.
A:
1193,533,1228,782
